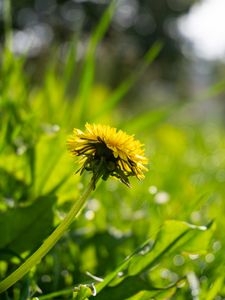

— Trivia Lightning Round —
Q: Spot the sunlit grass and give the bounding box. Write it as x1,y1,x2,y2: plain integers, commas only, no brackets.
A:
0,2,225,299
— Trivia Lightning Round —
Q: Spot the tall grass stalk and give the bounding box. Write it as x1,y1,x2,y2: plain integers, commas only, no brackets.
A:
0,179,95,293
3,0,12,50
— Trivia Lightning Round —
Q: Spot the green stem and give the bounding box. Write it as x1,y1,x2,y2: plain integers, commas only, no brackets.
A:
3,0,12,50
0,178,95,293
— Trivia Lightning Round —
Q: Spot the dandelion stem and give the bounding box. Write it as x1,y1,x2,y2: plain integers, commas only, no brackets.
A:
0,178,96,293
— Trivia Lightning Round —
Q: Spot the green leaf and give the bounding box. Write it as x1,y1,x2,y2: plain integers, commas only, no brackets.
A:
93,275,179,300
0,168,29,203
35,136,65,195
0,195,56,255
125,287,176,300
204,275,225,300
86,220,213,300
127,220,213,276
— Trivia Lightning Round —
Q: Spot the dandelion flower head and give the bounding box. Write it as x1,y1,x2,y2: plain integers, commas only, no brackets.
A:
67,123,148,187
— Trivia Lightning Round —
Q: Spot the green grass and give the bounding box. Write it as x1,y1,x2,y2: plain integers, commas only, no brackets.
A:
0,2,225,299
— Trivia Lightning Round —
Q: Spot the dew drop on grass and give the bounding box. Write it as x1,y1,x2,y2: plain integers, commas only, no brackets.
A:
173,254,185,266
148,185,157,194
160,268,178,282
117,271,124,277
139,242,152,255
213,240,221,252
85,210,95,220
154,191,170,204
161,268,170,279
205,253,215,263
87,198,100,211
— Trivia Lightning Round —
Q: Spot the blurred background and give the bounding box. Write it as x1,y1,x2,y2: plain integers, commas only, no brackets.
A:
0,0,224,120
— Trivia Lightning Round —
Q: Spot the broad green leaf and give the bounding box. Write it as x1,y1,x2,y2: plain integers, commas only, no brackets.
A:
85,220,213,300
0,195,56,254
127,220,213,276
92,275,180,300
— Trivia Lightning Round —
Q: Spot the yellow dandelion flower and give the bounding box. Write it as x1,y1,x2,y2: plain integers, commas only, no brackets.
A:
67,123,148,187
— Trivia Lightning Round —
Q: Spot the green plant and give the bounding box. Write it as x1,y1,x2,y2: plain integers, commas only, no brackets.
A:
0,0,225,299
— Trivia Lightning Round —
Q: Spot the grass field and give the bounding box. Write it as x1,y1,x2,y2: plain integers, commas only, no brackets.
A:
0,2,225,299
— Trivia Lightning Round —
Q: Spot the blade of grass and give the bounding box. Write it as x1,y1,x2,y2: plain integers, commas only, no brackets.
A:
122,107,172,133
63,38,78,93
91,277,183,300
35,139,65,195
3,0,12,50
197,78,225,100
78,220,212,300
127,220,213,276
93,41,163,120
77,0,116,125
204,275,225,300
36,288,74,300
